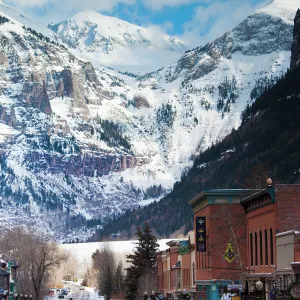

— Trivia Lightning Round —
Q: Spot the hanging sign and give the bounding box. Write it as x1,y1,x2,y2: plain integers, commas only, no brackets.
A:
224,243,235,263
196,217,206,252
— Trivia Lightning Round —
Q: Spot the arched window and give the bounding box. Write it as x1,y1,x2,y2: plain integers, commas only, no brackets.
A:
265,229,268,265
255,232,258,266
250,233,253,266
260,230,263,265
270,228,274,265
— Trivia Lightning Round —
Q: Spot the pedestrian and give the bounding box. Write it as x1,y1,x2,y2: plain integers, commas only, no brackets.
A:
220,288,232,300
151,291,156,300
144,292,149,300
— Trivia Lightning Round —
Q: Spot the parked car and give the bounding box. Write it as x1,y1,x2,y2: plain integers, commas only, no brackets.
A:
62,289,69,295
79,286,84,290
58,294,65,299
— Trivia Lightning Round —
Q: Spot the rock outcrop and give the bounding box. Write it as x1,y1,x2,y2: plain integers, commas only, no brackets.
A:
291,9,300,70
22,74,52,114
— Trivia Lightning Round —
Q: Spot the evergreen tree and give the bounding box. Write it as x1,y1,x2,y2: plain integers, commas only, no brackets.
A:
124,223,159,300
103,264,114,300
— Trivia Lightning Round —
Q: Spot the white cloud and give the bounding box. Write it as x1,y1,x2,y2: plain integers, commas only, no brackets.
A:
142,0,197,11
181,0,269,48
6,0,48,6
5,0,135,10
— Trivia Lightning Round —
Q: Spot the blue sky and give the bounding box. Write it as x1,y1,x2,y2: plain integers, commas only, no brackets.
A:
4,0,270,46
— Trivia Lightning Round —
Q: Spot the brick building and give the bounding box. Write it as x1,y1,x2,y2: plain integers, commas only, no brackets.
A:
188,190,254,300
157,183,300,300
157,234,196,299
240,182,300,297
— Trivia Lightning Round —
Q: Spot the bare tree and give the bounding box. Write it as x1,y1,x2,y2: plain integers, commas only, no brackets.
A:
0,229,68,300
114,262,124,296
92,244,116,300
31,241,68,300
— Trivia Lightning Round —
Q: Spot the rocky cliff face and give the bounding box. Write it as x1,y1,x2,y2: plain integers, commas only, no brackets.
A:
291,9,300,70
0,0,299,242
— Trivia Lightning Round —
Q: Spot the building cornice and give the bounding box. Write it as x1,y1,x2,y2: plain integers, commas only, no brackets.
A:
189,189,255,214
241,187,275,213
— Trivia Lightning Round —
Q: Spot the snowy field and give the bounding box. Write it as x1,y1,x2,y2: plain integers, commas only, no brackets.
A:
60,239,177,267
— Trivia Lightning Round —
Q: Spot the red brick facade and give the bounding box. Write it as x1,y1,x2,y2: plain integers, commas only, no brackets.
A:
156,184,300,300
246,203,276,274
242,185,300,276
193,203,247,282
276,185,300,232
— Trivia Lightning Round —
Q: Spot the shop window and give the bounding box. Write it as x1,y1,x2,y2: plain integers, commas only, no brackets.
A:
250,233,253,266
270,228,274,265
255,232,258,266
219,287,225,299
260,230,263,265
265,229,268,265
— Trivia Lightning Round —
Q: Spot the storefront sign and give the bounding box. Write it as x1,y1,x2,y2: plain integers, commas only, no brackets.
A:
289,282,300,299
196,217,206,252
228,284,243,291
224,243,235,263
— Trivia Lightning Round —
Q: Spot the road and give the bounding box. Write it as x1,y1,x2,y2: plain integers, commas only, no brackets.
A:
63,284,98,300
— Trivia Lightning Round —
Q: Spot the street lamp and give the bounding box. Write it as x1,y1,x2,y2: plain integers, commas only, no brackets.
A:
256,280,263,291
256,279,266,300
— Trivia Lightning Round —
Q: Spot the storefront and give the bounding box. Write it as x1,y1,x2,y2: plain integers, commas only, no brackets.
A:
196,280,235,300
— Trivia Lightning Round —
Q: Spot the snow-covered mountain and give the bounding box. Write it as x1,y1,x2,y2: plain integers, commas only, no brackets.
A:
0,0,299,241
49,10,186,72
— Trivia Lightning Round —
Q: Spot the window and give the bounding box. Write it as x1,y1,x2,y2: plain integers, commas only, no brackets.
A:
219,287,225,299
260,230,263,265
250,233,253,266
270,228,274,265
265,229,268,265
177,270,181,288
255,232,258,266
192,262,195,285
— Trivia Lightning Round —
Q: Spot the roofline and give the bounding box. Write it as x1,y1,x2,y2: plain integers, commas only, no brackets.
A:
276,230,300,238
166,240,179,247
240,187,275,206
189,189,258,207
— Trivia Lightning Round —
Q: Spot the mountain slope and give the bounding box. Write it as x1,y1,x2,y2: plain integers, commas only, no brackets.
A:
98,49,300,241
96,0,300,239
0,0,299,242
49,10,186,72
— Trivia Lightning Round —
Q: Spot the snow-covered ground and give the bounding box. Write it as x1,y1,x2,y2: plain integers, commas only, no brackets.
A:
0,0,298,241
60,239,178,267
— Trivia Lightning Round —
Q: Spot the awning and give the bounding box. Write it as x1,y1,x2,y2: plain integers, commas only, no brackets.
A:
172,261,181,269
0,269,10,276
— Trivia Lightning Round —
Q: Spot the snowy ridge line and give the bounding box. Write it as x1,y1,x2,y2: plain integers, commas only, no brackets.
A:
0,0,298,241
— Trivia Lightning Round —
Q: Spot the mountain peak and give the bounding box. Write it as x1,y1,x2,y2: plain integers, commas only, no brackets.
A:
257,0,300,23
49,11,186,71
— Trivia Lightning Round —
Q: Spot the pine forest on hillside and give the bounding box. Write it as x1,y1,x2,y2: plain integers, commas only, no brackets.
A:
97,64,300,240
